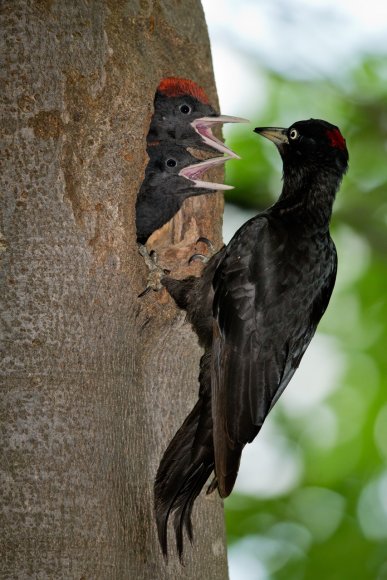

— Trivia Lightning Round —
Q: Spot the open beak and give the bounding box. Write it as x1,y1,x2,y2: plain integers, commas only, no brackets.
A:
254,127,288,146
191,115,249,159
179,155,234,191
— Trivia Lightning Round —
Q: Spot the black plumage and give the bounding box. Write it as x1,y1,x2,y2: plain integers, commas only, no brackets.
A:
154,118,349,558
136,143,232,244
136,77,246,244
148,77,246,157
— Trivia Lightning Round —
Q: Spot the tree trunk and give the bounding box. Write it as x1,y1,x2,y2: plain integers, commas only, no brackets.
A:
0,1,228,578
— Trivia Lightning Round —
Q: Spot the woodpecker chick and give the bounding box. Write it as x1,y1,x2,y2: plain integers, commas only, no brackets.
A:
147,77,248,158
136,143,233,245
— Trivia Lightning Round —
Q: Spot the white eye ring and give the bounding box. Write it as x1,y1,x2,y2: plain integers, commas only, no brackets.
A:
289,128,299,140
179,104,191,114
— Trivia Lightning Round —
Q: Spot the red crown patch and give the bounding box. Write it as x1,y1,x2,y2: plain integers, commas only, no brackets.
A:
326,128,346,151
157,77,210,104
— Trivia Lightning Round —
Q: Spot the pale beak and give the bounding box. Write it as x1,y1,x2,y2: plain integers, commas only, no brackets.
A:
191,115,249,159
254,127,289,146
179,155,234,191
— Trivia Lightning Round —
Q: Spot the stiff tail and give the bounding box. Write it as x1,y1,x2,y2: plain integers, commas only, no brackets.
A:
154,352,214,560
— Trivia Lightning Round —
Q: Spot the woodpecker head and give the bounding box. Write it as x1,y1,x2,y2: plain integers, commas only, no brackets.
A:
148,77,248,158
144,143,234,195
254,119,349,178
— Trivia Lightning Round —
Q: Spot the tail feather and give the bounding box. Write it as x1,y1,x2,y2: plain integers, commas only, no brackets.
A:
154,352,214,559
173,462,213,560
154,425,202,557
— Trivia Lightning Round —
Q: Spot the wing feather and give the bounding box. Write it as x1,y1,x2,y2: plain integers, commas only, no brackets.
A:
211,216,337,497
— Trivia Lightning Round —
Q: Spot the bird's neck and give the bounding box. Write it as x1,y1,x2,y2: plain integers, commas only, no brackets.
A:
274,165,342,230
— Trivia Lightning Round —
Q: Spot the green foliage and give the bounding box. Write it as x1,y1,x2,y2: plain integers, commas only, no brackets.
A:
224,57,387,579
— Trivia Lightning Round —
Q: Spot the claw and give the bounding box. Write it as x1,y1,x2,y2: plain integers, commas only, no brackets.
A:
196,236,215,252
188,253,207,265
138,244,169,297
138,286,153,298
188,237,218,265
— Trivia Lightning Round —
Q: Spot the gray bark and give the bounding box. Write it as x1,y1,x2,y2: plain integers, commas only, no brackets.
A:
0,1,228,578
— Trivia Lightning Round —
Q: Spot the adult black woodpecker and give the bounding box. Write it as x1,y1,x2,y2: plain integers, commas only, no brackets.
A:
136,143,233,244
147,77,247,157
153,119,349,559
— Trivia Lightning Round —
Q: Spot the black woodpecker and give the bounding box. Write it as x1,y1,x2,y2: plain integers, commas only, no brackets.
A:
147,76,247,157
154,118,349,559
136,143,233,244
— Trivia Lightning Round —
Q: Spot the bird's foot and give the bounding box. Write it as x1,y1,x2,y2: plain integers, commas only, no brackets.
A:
188,237,216,265
138,244,170,297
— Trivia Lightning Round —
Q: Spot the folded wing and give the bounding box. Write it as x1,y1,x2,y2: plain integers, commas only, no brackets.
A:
211,216,336,497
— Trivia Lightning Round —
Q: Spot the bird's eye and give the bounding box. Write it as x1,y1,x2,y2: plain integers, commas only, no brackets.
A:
289,128,299,140
179,104,191,114
166,158,177,168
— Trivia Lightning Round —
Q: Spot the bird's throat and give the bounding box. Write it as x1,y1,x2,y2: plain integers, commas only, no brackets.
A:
275,165,341,229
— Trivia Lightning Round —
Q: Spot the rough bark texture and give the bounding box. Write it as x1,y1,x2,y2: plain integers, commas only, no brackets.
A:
0,1,228,578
